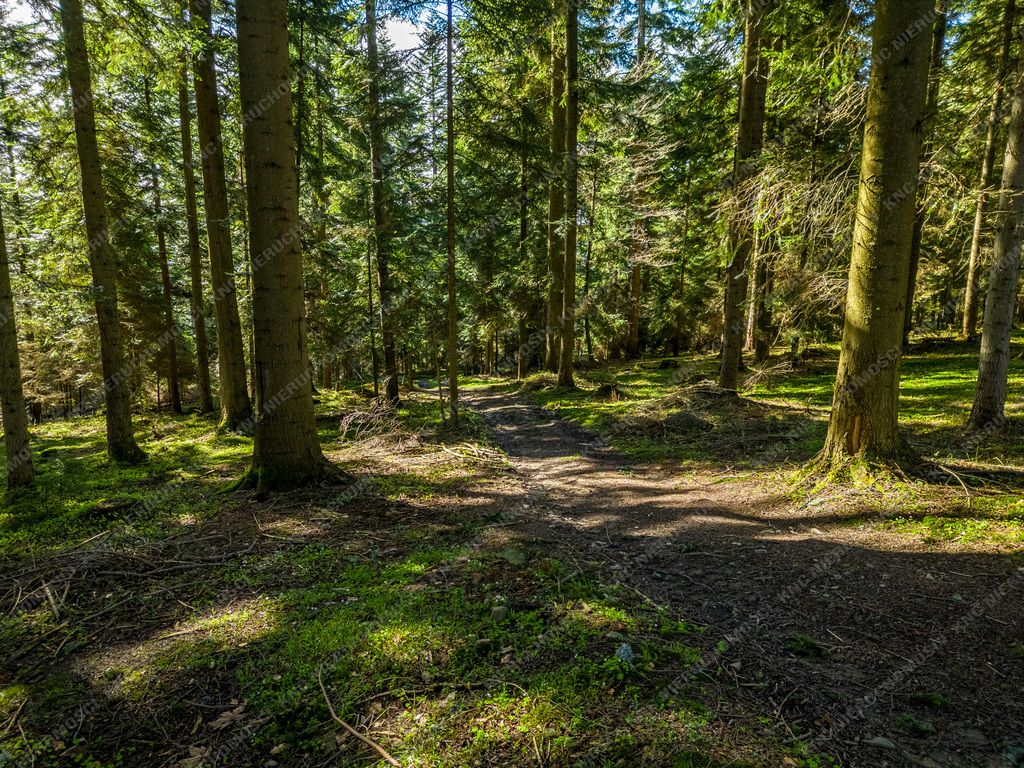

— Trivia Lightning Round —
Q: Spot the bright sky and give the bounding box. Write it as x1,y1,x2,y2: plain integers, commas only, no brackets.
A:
6,0,426,51
384,17,423,51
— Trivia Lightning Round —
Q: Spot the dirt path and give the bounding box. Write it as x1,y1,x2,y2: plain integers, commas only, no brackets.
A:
463,387,1024,768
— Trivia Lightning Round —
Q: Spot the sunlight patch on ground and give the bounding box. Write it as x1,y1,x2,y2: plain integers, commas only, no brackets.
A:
77,596,280,700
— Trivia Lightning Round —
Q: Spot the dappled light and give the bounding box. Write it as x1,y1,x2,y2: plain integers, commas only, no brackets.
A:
2,0,1024,765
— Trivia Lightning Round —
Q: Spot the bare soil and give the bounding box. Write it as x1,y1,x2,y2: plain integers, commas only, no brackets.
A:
463,387,1024,768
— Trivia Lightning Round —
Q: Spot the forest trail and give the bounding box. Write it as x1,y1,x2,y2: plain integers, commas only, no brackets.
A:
463,387,1024,768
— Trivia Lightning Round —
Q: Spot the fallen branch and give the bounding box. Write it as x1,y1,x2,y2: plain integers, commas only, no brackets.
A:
318,667,401,766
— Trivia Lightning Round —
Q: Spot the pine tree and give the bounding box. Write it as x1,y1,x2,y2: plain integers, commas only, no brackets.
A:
235,0,342,490
0,185,33,489
58,0,144,464
719,0,772,390
815,0,935,470
190,0,252,429
967,41,1024,433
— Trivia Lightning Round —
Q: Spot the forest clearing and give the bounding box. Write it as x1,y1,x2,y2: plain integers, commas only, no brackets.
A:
1,0,1024,765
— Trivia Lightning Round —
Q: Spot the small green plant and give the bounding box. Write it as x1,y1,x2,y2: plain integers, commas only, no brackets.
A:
786,634,828,658
896,712,934,735
908,692,949,709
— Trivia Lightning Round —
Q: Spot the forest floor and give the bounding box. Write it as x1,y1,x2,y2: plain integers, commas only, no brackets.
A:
1,342,1023,768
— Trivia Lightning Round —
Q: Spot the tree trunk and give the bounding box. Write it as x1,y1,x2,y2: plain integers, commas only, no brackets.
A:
446,0,459,423
516,103,531,380
904,3,948,347
964,0,1017,340
58,0,144,463
546,18,566,372
583,164,598,362
364,238,381,400
190,0,252,430
366,0,400,406
558,0,578,388
816,0,934,470
746,223,773,364
719,0,772,390
626,262,642,358
178,70,214,413
0,189,33,489
152,164,182,414
967,43,1024,433
625,0,647,360
143,79,182,415
235,0,338,491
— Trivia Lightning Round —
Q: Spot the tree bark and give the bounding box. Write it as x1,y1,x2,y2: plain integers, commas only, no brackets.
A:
816,0,934,470
366,0,400,406
0,187,33,489
964,0,1017,340
58,0,144,463
558,0,578,388
625,0,646,360
446,0,459,422
546,17,566,372
904,3,948,347
178,69,214,413
235,0,338,491
152,163,182,414
190,0,252,429
719,0,772,390
583,164,598,362
967,43,1024,433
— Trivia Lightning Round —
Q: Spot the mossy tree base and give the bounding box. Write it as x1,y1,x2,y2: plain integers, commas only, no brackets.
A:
233,457,353,495
110,442,147,467
799,436,922,489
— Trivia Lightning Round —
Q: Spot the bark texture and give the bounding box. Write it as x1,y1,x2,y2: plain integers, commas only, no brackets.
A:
190,0,252,429
446,0,459,423
235,0,336,491
904,3,948,347
558,0,578,388
366,0,400,406
967,44,1024,432
963,0,1017,340
719,0,772,390
546,20,566,372
817,0,934,469
152,164,182,413
178,72,213,413
59,0,143,463
0,191,33,488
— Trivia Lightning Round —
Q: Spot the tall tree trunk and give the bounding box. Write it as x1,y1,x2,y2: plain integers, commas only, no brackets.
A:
446,0,459,422
904,2,948,347
0,189,33,489
58,0,144,463
144,80,182,415
190,0,252,429
235,0,338,491
967,43,1024,433
964,0,1017,340
516,103,530,380
626,263,642,358
625,0,646,360
365,238,381,400
752,229,774,364
366,0,400,405
152,164,182,414
546,18,566,372
178,70,213,413
816,0,934,470
719,0,772,390
583,164,598,362
558,0,578,388
293,8,306,201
